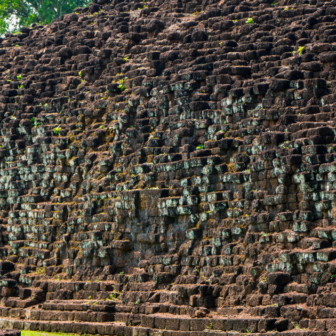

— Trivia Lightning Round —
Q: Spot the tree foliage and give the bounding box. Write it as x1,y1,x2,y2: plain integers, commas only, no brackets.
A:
0,0,91,35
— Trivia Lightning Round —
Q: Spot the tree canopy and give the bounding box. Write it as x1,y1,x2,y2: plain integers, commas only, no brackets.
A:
0,0,91,36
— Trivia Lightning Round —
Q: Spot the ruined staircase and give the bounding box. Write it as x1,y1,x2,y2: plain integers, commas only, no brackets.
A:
2,0,336,334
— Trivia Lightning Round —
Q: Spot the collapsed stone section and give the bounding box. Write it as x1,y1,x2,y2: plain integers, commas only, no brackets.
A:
1,0,336,334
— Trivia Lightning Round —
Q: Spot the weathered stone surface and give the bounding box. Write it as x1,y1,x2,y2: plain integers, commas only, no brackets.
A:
1,0,336,334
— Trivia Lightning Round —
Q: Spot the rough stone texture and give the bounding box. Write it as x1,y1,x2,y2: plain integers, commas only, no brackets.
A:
1,0,336,334
0,331,20,336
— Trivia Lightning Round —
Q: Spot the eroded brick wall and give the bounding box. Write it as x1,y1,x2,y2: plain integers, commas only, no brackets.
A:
1,0,336,333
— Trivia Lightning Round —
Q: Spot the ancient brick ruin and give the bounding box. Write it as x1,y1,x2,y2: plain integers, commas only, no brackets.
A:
1,0,336,334
0,330,19,336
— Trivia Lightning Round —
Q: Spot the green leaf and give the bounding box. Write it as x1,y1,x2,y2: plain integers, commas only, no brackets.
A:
0,0,91,34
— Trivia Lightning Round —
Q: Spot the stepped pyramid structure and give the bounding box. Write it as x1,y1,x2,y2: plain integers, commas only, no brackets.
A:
1,0,336,334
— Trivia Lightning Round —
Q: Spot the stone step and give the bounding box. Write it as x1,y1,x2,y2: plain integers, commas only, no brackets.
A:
4,298,40,309
41,299,117,311
0,316,333,335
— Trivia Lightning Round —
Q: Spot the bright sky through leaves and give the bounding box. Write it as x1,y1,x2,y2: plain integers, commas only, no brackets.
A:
0,0,91,36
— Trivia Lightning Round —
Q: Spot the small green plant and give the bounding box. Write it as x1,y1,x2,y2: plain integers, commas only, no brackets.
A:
284,6,288,10
53,127,61,135
99,125,103,129
245,330,253,334
260,277,267,283
18,84,24,89
270,303,278,307
120,271,125,275
109,293,118,301
298,46,305,55
15,44,20,47
17,75,22,80
271,1,275,5
118,79,126,91
292,322,299,329
44,103,48,110
196,144,204,150
232,19,238,23
191,10,202,16
246,18,253,24
78,71,82,77
124,56,129,61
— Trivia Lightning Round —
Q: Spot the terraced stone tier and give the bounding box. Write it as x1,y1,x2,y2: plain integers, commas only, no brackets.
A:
0,330,20,336
3,0,336,333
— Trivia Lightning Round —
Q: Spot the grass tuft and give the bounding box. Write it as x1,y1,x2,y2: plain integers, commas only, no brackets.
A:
22,331,80,336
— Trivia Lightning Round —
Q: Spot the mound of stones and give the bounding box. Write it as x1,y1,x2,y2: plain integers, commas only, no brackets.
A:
2,0,336,334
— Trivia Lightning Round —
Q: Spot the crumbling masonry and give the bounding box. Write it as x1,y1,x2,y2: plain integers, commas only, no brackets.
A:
1,0,336,334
